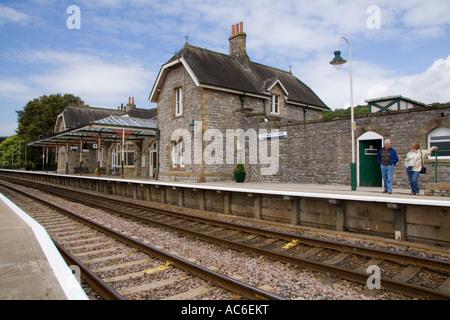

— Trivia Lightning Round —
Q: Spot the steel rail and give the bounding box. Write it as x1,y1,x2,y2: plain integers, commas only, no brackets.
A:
16,176,448,274
0,177,450,273
24,180,450,300
1,177,449,299
54,240,125,300
91,192,450,273
1,182,286,301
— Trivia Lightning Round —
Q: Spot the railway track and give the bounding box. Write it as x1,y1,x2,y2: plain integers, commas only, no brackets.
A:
1,176,449,300
0,181,284,300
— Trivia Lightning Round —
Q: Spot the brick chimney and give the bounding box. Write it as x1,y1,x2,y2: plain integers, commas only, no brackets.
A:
229,22,249,65
126,96,136,110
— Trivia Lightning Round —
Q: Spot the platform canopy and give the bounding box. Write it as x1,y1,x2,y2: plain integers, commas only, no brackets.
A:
27,115,159,147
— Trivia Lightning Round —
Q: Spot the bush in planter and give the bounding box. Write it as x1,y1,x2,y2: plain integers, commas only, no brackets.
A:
234,163,246,182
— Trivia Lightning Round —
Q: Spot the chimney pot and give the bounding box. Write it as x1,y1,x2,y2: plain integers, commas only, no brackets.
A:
128,97,131,104
229,21,248,64
232,24,235,36
132,97,134,104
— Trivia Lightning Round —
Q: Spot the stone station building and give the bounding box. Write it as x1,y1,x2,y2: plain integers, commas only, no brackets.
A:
28,23,450,192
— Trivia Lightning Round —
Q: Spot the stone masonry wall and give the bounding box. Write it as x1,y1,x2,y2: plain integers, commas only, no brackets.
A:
156,64,325,182
247,106,450,189
156,64,449,188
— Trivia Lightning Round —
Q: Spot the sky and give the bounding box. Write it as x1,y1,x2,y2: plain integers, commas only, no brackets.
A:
1,0,450,137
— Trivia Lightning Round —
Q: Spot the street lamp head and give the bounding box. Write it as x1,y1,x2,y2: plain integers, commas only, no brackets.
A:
329,50,347,69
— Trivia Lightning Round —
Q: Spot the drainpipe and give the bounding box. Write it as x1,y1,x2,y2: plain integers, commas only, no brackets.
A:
155,129,160,180
263,81,267,115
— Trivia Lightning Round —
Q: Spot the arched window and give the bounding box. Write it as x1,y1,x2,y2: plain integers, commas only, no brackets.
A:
428,127,450,159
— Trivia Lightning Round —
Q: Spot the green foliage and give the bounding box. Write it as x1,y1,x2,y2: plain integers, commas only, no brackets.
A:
4,93,82,170
234,162,245,173
324,102,450,119
323,104,369,119
16,93,80,142
0,135,24,168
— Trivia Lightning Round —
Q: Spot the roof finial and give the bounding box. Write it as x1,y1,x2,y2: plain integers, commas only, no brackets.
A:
185,33,189,44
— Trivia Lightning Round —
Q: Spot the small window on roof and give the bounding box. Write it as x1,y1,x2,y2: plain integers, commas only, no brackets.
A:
271,95,280,114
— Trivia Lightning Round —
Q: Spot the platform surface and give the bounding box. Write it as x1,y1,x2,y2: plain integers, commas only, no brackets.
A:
0,193,88,300
14,169,450,207
72,172,449,207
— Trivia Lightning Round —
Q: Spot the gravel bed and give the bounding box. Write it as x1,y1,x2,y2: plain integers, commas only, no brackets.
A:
39,192,412,300
1,183,415,300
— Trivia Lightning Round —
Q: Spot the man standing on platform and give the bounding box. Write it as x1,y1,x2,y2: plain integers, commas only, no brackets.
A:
377,139,399,194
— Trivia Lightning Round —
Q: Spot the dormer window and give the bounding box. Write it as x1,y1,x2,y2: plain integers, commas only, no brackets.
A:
175,87,183,117
271,95,280,114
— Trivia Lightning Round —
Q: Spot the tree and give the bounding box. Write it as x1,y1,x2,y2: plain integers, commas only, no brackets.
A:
0,135,25,169
16,93,80,142
14,93,81,170
323,104,369,119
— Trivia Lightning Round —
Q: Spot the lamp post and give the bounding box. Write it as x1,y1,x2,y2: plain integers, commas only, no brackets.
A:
330,36,356,191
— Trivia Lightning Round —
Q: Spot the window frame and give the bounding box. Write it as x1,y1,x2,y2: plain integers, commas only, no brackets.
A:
175,87,183,117
115,143,136,168
428,127,450,159
271,94,280,115
171,140,185,169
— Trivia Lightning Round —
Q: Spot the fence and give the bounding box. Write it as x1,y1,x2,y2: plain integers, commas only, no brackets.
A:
432,149,450,183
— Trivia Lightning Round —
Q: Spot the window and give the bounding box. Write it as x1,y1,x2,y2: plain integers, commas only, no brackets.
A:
115,144,136,167
175,88,183,117
271,95,279,114
428,127,450,159
171,140,185,168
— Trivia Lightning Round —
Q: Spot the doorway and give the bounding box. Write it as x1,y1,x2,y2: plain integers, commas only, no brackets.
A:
149,142,157,178
358,132,383,187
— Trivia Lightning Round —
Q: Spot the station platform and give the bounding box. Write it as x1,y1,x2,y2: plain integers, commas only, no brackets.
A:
77,173,450,207
1,170,449,247
4,170,450,207
0,193,88,300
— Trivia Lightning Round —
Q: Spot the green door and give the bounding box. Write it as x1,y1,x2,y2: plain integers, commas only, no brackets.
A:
359,139,382,187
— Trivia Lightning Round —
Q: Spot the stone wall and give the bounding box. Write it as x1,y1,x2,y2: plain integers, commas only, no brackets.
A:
156,64,325,182
247,105,450,189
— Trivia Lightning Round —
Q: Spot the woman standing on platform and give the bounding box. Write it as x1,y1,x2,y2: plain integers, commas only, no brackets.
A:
404,143,438,195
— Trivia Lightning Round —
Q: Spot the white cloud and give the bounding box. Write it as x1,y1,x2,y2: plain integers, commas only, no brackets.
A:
1,0,449,129
360,55,450,105
298,54,450,110
4,49,155,109
0,78,39,102
0,5,30,26
0,121,18,136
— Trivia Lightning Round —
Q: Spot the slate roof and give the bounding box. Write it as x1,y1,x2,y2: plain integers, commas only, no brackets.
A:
150,44,328,110
55,105,157,132
92,115,158,130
